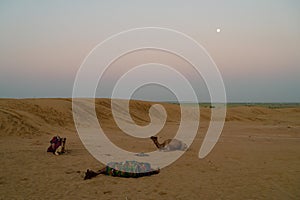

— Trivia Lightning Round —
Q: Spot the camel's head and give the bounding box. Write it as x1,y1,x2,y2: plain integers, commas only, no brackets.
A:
150,136,158,141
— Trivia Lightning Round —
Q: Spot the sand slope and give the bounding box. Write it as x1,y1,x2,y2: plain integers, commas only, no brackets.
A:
0,99,300,199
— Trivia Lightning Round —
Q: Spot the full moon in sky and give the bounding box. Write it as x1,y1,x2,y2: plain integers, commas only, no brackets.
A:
216,28,221,33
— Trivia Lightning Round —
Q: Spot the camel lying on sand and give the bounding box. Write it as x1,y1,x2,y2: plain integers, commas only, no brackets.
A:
150,136,187,151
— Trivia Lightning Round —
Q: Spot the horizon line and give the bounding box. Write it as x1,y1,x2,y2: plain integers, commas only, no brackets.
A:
0,97,299,104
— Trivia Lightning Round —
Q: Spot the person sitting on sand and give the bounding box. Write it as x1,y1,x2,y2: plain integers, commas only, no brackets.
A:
84,160,160,180
47,135,66,155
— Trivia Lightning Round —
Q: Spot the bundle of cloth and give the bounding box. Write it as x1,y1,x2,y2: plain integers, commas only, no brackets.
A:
84,161,160,179
47,135,66,155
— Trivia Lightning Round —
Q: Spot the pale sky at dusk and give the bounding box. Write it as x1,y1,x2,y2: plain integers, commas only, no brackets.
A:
0,0,299,102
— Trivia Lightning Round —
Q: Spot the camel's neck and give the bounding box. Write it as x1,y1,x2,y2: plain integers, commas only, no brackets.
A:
152,138,164,149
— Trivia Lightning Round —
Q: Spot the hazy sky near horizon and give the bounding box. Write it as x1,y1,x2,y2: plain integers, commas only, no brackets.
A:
0,0,299,102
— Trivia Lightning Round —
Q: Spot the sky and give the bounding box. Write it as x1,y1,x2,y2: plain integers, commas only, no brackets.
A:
0,0,299,102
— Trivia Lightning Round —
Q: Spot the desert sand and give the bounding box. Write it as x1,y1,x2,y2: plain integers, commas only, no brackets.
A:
0,99,299,199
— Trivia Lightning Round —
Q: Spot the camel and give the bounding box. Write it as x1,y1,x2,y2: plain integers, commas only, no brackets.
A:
150,136,187,151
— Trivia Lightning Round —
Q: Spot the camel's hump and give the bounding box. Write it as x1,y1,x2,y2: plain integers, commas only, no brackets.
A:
168,139,187,150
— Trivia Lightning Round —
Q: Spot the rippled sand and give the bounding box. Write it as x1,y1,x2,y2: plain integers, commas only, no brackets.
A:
0,99,299,199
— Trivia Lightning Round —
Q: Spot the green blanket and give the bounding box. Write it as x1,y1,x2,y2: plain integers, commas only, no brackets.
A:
106,161,155,177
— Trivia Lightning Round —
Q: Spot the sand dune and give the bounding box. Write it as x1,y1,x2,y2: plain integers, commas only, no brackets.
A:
0,99,300,199
1,99,299,136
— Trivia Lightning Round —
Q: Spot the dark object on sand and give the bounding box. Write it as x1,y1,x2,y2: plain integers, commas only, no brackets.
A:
84,161,160,180
135,152,149,157
47,136,66,155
